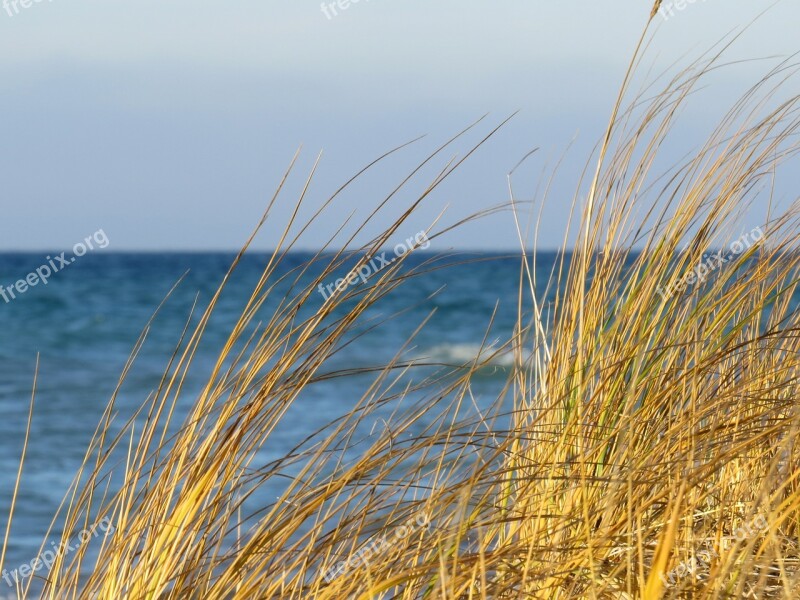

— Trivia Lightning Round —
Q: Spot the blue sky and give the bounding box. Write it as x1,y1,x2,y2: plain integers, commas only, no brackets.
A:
1,1,798,250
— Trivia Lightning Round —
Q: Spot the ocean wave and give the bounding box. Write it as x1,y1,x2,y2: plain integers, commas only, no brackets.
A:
414,343,530,368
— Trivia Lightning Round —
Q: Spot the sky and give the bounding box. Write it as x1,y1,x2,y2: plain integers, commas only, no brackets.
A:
1,0,799,251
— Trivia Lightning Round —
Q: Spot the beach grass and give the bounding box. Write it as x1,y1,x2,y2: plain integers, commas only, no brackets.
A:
5,8,800,599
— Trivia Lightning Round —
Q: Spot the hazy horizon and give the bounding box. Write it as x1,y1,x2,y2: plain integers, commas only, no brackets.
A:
2,1,799,251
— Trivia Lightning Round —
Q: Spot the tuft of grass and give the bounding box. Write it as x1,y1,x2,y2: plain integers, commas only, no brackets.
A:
5,14,800,600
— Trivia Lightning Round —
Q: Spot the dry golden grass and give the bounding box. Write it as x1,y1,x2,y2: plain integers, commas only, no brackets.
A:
4,10,800,600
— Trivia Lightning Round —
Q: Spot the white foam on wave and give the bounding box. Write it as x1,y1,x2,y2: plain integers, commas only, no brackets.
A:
416,343,530,368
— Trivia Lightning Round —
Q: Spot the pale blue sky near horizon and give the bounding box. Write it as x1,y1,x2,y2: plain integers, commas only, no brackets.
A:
1,1,799,251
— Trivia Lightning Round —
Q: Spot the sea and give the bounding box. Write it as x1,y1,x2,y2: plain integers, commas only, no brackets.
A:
0,250,537,592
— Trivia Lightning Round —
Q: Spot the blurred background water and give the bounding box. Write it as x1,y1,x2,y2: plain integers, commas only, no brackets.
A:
0,250,542,591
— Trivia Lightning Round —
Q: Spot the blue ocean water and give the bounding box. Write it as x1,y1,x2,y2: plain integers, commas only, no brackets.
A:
0,251,535,589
